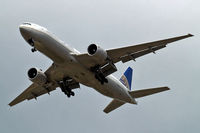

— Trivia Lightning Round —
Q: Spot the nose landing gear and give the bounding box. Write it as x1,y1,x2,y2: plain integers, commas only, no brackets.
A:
28,38,34,46
28,38,37,52
31,47,37,52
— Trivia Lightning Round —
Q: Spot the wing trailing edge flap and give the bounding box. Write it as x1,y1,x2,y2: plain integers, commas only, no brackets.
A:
107,34,194,63
120,45,166,63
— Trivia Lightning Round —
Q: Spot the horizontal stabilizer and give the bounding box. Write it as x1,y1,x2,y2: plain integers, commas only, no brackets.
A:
103,99,125,114
129,87,170,98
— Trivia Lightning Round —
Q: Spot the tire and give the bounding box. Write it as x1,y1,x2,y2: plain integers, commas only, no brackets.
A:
71,91,75,96
104,78,108,83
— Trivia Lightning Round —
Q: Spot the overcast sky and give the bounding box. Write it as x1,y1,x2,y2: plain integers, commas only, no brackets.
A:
0,0,200,133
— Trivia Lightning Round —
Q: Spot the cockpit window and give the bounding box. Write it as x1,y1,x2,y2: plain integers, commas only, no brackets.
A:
23,23,31,25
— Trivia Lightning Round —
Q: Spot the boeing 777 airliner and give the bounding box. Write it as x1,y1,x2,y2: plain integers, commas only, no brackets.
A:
9,22,193,113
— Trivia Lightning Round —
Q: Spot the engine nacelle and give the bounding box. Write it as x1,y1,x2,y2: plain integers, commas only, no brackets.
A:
27,68,47,85
87,44,108,62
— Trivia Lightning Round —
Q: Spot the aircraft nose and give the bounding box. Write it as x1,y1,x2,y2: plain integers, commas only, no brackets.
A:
19,25,29,35
19,24,32,42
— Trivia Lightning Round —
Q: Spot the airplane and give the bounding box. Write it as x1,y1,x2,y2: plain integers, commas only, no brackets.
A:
9,22,193,113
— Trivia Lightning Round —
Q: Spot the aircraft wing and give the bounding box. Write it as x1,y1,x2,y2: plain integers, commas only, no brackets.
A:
107,34,193,63
9,83,57,106
75,34,193,68
9,65,80,106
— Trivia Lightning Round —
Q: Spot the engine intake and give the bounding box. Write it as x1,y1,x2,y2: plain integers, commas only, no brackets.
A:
88,44,98,55
87,44,108,62
28,68,47,85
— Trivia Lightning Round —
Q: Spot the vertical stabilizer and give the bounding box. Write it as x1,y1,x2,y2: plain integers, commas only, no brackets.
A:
120,67,133,90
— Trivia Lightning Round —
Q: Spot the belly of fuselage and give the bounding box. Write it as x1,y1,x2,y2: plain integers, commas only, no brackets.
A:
31,31,133,103
61,64,133,103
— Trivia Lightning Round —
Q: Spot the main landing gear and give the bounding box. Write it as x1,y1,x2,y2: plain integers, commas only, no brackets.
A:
91,60,117,85
58,78,75,98
91,65,108,85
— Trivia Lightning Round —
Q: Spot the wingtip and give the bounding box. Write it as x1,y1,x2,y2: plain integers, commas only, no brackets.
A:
8,100,18,107
164,86,170,90
103,110,109,114
8,102,13,107
188,33,194,37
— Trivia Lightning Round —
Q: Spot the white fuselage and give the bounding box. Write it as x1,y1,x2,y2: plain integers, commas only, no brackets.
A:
19,23,136,104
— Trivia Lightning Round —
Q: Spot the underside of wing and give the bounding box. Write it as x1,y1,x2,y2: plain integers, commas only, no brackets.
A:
107,34,193,63
9,65,80,106
9,83,57,106
74,34,193,77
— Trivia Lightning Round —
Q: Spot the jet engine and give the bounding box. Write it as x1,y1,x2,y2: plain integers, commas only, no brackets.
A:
27,68,47,85
87,44,108,61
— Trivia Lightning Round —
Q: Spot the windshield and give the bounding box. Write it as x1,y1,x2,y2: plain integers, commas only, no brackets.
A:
23,22,31,25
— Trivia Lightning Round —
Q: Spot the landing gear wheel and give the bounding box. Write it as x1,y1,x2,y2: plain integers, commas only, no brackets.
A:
104,78,108,83
70,91,75,96
66,93,71,98
31,48,37,52
95,74,108,85
58,79,76,98
95,74,98,80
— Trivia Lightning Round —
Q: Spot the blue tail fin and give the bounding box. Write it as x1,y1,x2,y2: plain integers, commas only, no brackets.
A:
119,67,133,90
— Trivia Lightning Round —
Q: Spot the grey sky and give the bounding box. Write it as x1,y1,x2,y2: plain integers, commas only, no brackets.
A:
0,0,200,133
